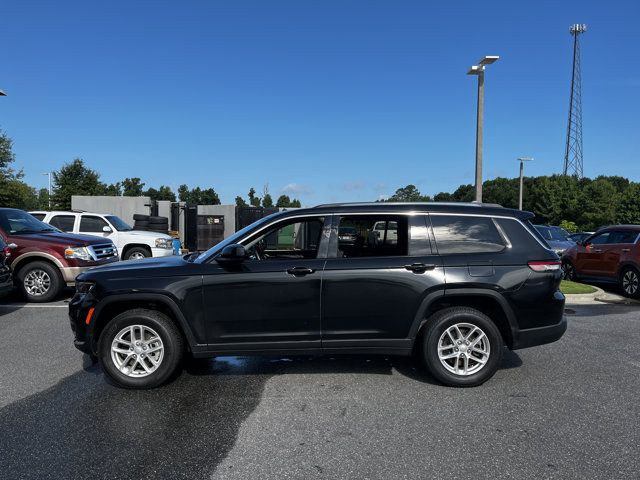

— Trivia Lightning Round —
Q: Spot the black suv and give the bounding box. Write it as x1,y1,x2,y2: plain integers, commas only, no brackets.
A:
69,202,566,389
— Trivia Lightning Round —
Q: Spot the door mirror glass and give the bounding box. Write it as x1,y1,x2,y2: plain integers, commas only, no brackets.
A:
216,244,246,264
102,226,113,233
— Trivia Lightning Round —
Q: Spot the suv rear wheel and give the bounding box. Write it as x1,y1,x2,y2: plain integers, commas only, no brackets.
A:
562,261,577,281
620,267,640,299
421,307,504,387
99,309,184,389
17,261,63,303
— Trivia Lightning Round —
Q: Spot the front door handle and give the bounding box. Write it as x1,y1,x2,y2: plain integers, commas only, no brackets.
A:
404,263,436,273
622,248,631,253
593,249,603,253
286,266,316,276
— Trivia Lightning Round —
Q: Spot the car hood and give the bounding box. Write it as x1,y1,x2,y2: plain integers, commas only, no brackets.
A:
9,231,114,247
118,230,172,239
77,254,189,280
546,239,575,250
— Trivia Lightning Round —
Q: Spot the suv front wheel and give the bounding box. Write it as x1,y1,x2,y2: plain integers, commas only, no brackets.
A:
99,309,184,389
421,307,504,387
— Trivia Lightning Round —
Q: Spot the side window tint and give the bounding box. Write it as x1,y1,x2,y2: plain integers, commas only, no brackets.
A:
31,213,46,221
49,215,75,232
244,217,324,260
80,216,108,232
588,232,609,245
608,231,638,244
336,216,408,258
431,215,505,254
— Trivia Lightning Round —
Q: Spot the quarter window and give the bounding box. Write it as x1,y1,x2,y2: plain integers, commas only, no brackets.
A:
80,216,109,232
431,215,505,254
335,216,408,257
49,215,76,232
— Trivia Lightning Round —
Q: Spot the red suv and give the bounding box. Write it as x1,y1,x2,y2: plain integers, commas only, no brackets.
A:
0,208,119,302
561,225,640,298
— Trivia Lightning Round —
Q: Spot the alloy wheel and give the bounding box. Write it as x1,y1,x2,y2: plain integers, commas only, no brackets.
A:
23,269,51,296
111,325,164,377
437,323,490,376
622,270,639,296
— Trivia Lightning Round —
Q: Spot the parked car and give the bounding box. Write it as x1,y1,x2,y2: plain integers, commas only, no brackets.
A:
0,208,119,302
533,225,575,255
69,202,566,389
568,231,594,244
31,211,177,260
0,237,17,298
561,225,640,298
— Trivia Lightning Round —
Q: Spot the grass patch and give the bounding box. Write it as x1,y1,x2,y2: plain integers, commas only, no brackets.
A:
561,280,597,295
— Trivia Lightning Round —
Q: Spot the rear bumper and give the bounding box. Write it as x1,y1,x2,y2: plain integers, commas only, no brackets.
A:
512,315,567,350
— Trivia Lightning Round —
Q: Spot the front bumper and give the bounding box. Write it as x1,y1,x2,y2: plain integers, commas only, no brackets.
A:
61,257,119,284
68,292,97,354
151,247,176,258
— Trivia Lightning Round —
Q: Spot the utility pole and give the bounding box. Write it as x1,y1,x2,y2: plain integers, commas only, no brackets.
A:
42,172,52,209
517,157,533,210
467,56,499,203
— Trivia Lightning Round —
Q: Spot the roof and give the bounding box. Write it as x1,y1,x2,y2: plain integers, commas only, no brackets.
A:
597,224,640,231
278,202,535,220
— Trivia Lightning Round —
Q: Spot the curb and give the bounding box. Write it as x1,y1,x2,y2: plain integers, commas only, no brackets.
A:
564,285,604,304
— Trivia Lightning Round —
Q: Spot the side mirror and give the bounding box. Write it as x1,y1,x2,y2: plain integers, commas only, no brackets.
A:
7,243,17,249
103,226,113,233
216,244,246,265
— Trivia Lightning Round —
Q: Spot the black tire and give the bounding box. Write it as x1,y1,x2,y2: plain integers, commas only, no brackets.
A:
134,220,150,227
562,261,577,281
123,246,151,260
133,214,149,221
98,308,184,389
421,307,504,387
620,266,640,299
17,261,63,303
149,216,168,223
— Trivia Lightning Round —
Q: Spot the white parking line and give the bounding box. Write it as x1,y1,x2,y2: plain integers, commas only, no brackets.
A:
0,304,68,308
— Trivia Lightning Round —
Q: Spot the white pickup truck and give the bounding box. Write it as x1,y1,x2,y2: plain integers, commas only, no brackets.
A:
31,211,177,260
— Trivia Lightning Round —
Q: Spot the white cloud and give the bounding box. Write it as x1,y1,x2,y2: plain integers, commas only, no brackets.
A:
281,183,313,195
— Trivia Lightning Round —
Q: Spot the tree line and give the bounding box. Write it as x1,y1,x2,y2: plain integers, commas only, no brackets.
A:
385,175,640,231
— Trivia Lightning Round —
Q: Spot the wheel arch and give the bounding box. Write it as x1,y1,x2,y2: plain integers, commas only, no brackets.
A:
617,261,640,279
410,288,517,349
11,254,64,283
90,293,197,355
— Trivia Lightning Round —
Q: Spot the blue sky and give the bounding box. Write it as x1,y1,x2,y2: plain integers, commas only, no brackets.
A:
1,0,639,205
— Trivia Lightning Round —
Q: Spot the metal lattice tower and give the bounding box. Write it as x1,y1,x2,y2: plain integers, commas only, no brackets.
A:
563,23,587,177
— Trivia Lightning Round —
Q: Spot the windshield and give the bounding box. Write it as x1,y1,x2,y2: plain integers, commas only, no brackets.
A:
194,212,282,262
0,209,58,234
339,227,357,235
106,215,133,231
535,225,570,242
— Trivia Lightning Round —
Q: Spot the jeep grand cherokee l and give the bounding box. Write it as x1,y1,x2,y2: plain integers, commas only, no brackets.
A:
69,202,566,389
0,208,119,302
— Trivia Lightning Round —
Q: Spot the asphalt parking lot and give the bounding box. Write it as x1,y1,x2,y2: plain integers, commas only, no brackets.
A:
0,297,638,480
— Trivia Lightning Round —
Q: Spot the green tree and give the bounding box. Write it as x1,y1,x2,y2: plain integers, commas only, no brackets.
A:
248,187,261,207
235,196,247,207
37,188,50,210
451,184,474,202
145,185,176,201
433,192,453,202
51,159,106,210
386,184,431,202
0,129,38,209
177,184,220,204
262,193,274,208
103,182,122,196
122,177,145,197
617,183,640,224
276,194,301,208
559,220,579,233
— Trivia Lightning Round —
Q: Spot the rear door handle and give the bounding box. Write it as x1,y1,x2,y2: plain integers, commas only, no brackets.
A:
622,248,631,253
404,263,436,273
286,266,316,276
593,249,603,253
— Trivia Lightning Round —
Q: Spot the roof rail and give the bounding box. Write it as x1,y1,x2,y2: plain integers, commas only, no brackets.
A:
313,201,504,208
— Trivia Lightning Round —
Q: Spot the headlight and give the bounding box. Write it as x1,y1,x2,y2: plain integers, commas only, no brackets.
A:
75,281,95,294
65,246,92,261
155,238,173,249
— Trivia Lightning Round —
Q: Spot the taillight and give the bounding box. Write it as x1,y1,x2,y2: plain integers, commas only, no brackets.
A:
528,260,561,272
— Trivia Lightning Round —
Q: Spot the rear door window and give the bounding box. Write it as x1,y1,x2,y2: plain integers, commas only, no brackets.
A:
49,215,76,232
30,213,46,221
607,230,639,244
431,215,505,254
335,215,408,257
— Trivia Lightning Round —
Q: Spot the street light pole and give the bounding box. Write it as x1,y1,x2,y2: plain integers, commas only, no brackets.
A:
467,56,499,203
42,172,52,209
517,157,533,210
